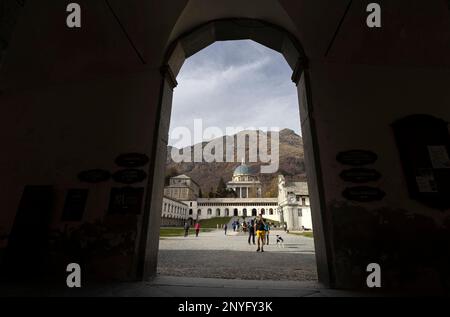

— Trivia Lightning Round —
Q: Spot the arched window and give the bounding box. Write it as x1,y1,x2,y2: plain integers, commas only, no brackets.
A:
252,208,257,216
189,209,193,215
261,208,265,215
197,209,202,216
243,208,247,217
233,209,238,216
269,208,274,215
225,208,229,216
216,208,220,217
207,208,212,215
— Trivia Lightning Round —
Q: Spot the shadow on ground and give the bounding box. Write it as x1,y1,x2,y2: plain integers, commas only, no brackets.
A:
158,249,318,281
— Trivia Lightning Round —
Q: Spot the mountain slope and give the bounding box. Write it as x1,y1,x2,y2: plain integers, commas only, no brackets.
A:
165,129,306,196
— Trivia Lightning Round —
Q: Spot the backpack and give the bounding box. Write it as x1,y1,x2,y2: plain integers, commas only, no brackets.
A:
258,221,265,231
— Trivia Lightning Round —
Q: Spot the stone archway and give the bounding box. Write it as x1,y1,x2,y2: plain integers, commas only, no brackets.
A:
144,18,330,286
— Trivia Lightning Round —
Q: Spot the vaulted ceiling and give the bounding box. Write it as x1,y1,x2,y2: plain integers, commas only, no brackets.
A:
1,0,449,92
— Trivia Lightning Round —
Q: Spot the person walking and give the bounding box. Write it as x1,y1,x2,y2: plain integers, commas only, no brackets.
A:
248,219,255,245
224,223,228,235
194,221,201,237
184,221,190,237
256,215,266,252
265,222,271,245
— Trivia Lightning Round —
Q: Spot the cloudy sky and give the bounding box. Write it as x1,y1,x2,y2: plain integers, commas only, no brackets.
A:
169,40,301,148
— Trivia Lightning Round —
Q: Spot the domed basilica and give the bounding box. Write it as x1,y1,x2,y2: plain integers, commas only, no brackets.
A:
161,161,312,231
226,162,262,198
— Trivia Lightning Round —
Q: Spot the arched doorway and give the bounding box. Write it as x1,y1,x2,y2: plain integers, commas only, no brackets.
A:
146,18,329,286
233,209,238,217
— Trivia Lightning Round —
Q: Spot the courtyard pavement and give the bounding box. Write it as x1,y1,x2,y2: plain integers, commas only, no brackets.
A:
158,229,318,281
0,230,409,296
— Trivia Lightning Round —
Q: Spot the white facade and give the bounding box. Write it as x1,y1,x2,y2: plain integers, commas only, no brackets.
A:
164,174,200,200
161,164,313,230
187,198,279,222
161,196,189,226
278,175,312,231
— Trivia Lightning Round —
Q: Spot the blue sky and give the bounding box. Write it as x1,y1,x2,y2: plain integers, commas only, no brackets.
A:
169,40,301,148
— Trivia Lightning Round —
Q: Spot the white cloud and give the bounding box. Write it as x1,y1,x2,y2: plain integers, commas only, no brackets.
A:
169,40,301,148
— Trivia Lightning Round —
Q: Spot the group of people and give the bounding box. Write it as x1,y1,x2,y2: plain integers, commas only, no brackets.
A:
246,216,271,252
231,220,241,232
184,216,274,253
224,216,272,252
184,221,201,237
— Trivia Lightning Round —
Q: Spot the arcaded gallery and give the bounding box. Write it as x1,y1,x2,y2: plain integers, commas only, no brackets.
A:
1,0,450,298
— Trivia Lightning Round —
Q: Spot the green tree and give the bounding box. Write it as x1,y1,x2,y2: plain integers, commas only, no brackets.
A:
216,177,227,198
225,188,237,198
264,176,278,198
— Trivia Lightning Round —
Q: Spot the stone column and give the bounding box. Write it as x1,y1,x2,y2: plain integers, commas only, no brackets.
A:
285,206,300,231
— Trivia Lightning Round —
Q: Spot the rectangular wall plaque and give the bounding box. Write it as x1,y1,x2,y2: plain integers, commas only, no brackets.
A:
108,187,144,215
62,189,89,221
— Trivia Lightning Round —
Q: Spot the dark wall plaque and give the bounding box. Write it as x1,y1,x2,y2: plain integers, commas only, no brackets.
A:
342,186,386,202
62,189,88,221
336,150,378,166
115,153,149,168
340,168,381,183
112,169,147,184
78,169,110,183
108,187,144,215
392,114,450,209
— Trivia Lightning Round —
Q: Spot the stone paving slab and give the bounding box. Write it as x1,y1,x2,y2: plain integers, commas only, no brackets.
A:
158,229,317,281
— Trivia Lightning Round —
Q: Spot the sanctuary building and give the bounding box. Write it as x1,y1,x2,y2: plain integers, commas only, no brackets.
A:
161,162,312,231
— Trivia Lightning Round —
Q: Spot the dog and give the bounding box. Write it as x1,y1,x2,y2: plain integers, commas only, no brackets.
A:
276,235,285,248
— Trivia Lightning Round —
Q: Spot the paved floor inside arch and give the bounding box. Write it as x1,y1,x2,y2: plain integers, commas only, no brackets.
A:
157,229,318,281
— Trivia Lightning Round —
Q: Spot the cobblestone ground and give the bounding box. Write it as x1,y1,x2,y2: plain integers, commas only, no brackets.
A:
157,229,318,281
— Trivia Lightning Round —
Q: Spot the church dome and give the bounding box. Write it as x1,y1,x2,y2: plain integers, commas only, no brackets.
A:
233,164,253,176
